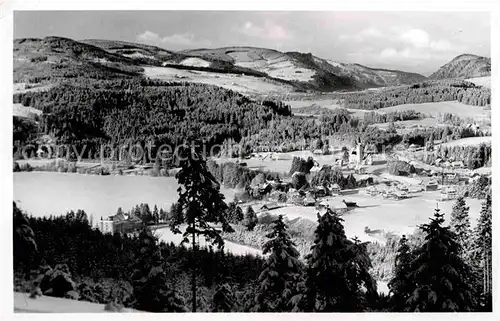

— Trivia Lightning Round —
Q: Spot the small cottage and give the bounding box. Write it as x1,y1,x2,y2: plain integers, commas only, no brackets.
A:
260,203,281,211
425,180,439,191
312,149,324,156
331,183,341,195
303,196,316,207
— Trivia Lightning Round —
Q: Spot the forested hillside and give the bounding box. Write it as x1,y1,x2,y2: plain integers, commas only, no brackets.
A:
13,78,369,158
430,54,491,80
14,37,143,83
336,79,490,110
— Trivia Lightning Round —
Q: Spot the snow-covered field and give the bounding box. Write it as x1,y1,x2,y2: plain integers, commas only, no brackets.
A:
13,83,52,94
371,118,444,132
379,101,490,120
440,136,491,147
13,172,237,218
285,99,371,119
179,57,210,67
227,49,315,82
264,189,483,244
466,76,491,89
143,66,292,95
154,226,262,257
14,292,138,313
13,103,42,118
214,150,346,174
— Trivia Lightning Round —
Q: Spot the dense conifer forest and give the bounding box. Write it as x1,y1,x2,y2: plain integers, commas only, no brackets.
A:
336,80,490,110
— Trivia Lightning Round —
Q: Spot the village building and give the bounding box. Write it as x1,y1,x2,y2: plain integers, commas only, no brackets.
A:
440,187,458,201
334,158,344,167
97,218,114,234
260,203,281,211
365,185,378,196
408,144,419,151
311,185,327,198
397,184,409,192
36,148,47,158
303,196,316,207
425,180,439,191
330,183,341,195
288,190,304,205
312,149,324,156
443,172,460,185
451,160,464,169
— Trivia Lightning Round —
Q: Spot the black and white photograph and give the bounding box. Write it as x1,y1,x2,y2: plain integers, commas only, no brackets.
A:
2,4,496,315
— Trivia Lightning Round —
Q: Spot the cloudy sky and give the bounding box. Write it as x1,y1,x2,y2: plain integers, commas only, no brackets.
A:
14,11,490,74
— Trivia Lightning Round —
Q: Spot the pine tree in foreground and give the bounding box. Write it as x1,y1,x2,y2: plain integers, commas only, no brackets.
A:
302,209,376,312
405,208,476,312
449,197,471,260
388,235,414,311
172,146,234,312
254,215,304,312
472,194,492,310
211,283,236,312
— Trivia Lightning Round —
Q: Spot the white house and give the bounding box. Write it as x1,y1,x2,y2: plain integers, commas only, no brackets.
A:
97,218,114,234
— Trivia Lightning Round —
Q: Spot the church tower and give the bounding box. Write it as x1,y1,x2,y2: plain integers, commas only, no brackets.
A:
356,138,364,164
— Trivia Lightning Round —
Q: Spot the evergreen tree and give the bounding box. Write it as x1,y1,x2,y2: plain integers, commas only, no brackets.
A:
405,208,476,311
172,146,234,312
227,202,244,224
212,283,236,312
254,215,304,312
449,197,471,259
130,229,187,312
152,205,159,224
243,206,258,231
472,195,492,309
388,235,414,311
302,209,375,312
13,202,37,271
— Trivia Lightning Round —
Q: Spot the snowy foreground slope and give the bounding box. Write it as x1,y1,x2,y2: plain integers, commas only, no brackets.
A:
14,292,139,313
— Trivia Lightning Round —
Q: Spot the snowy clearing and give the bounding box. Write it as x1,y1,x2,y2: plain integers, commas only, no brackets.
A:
264,188,483,244
13,103,42,118
378,101,490,120
465,76,491,89
179,57,210,68
440,136,491,147
154,226,262,257
14,292,138,313
143,66,292,95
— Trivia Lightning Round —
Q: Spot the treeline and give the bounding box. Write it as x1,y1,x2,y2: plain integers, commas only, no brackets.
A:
401,125,485,147
338,80,490,110
206,160,282,189
363,110,425,124
429,143,492,169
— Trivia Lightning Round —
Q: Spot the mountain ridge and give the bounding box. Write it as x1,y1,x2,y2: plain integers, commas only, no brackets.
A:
430,53,491,80
17,36,488,93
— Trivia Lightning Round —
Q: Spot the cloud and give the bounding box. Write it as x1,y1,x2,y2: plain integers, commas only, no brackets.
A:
339,27,384,42
429,39,454,52
400,28,430,48
237,21,291,41
136,30,211,48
